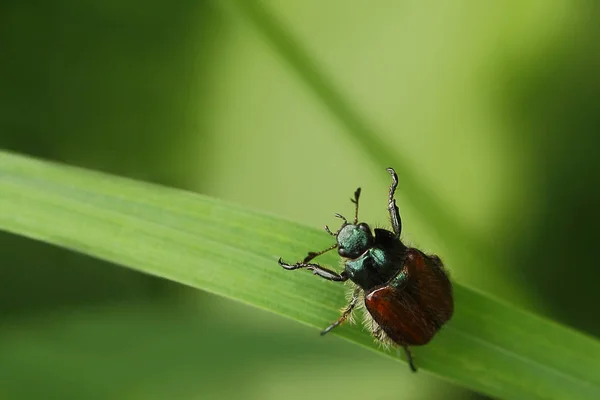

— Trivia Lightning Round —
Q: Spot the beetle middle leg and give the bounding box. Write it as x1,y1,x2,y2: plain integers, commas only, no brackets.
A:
320,286,361,335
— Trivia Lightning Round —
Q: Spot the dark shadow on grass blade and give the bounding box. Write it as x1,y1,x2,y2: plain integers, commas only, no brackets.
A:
229,0,495,270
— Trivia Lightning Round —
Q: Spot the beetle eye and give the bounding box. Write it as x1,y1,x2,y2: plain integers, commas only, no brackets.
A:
338,247,349,257
358,223,371,233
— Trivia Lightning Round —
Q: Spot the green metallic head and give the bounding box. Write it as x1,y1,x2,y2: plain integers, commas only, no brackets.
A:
336,222,373,259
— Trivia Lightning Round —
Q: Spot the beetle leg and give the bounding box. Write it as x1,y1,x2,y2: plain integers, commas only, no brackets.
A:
386,167,402,238
320,287,361,335
302,243,337,263
278,258,348,282
403,346,417,372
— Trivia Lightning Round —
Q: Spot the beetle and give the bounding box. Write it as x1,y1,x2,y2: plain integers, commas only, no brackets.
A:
278,168,453,372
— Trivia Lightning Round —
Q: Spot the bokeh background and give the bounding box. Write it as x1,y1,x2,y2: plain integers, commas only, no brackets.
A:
1,1,599,399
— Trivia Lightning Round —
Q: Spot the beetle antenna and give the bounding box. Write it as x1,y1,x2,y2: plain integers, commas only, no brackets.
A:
334,213,348,224
325,213,348,237
351,187,361,224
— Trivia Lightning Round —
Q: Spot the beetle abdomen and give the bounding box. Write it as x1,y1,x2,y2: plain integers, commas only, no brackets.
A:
364,248,453,346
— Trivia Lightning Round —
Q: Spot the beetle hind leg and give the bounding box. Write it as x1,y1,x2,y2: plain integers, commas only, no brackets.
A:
364,314,416,371
403,346,417,373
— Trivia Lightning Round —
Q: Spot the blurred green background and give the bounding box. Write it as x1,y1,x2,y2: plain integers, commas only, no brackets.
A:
1,0,599,399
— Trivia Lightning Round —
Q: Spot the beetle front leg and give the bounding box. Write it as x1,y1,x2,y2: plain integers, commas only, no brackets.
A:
386,167,402,238
278,258,348,282
302,243,337,263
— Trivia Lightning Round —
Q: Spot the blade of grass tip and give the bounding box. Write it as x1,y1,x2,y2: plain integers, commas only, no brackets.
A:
225,0,495,267
1,151,600,400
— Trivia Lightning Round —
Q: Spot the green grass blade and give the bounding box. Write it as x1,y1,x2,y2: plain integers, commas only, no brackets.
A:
0,150,599,400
